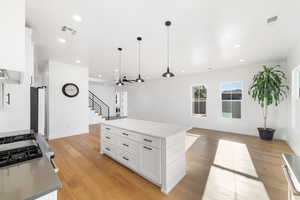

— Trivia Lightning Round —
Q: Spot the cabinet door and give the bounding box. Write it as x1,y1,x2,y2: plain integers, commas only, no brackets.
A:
0,0,25,71
140,145,161,184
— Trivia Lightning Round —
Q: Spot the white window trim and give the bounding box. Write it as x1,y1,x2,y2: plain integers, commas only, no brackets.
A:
191,84,207,118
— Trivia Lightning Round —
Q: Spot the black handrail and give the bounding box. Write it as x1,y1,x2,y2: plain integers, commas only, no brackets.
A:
88,91,110,119
89,91,109,108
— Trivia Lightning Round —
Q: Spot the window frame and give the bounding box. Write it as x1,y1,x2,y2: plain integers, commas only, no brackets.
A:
220,81,243,119
191,84,207,118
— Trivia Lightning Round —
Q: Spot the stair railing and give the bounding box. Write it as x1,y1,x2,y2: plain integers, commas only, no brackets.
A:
89,91,110,119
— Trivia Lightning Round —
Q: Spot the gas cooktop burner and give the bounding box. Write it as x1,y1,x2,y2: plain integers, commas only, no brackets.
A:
0,133,35,145
0,145,43,167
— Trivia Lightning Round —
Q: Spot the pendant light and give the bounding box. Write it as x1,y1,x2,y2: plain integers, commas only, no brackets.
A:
162,21,175,78
136,37,145,83
116,47,124,86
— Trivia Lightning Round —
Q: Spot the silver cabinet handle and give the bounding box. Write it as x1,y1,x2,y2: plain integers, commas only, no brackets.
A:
105,147,111,151
122,156,129,161
144,138,152,143
105,127,111,130
122,133,129,136
143,146,152,151
6,93,10,105
50,158,59,173
122,143,129,147
105,136,111,139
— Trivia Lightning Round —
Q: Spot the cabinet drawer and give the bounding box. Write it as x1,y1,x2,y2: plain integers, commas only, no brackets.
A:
102,125,119,134
102,131,117,144
119,137,139,155
141,135,161,149
102,142,117,159
118,151,138,170
119,130,139,142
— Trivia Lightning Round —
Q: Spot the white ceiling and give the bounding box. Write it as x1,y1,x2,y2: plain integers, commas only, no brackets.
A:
26,0,300,81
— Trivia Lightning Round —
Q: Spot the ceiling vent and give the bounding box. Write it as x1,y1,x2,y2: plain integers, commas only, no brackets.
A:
61,26,77,35
267,16,278,24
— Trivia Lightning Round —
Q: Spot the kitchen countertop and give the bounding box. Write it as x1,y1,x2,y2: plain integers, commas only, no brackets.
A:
282,154,300,192
101,118,190,138
0,156,61,200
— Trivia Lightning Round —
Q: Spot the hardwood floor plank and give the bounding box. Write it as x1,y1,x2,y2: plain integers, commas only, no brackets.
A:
48,125,294,200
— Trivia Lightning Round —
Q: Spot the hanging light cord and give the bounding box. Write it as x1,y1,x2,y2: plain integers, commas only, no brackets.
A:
118,48,122,79
138,39,141,75
167,24,170,68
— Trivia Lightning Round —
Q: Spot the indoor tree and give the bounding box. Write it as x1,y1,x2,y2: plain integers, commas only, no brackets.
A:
248,65,289,140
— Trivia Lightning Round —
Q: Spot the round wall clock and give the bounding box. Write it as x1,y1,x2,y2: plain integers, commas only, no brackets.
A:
62,83,79,98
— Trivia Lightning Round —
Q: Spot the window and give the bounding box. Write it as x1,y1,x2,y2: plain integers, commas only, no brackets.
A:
192,85,207,116
220,82,242,119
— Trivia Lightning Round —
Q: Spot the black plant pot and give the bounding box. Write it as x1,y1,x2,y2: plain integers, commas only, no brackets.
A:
257,128,275,141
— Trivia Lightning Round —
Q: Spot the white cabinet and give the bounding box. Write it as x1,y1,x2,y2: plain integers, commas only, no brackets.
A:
140,145,161,184
101,122,186,194
0,27,33,132
0,0,25,71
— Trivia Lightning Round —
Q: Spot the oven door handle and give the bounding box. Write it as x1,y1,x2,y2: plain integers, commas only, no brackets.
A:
50,158,59,173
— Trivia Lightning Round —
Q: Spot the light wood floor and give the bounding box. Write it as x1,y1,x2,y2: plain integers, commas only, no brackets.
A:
49,125,294,200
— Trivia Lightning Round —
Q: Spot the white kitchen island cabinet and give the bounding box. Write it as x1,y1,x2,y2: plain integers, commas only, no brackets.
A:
100,118,188,194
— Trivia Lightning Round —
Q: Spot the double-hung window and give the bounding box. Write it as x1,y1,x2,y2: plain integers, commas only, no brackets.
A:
192,85,207,117
220,82,242,119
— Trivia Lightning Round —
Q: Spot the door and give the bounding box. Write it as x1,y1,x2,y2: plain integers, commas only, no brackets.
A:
140,145,161,184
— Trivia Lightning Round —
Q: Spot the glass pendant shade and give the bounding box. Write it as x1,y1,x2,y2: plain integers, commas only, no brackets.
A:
162,67,175,78
116,78,124,86
136,74,144,82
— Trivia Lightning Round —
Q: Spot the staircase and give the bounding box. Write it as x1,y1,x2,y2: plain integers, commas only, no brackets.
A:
88,91,110,121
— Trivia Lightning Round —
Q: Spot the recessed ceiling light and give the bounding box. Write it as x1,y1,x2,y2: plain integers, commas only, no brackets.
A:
98,74,102,78
72,14,82,22
240,59,245,62
181,70,185,73
114,69,119,72
75,60,81,64
234,44,241,48
58,38,66,43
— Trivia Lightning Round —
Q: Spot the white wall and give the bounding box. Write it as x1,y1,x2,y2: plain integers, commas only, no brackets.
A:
47,61,89,139
89,82,116,117
126,62,289,140
287,41,300,155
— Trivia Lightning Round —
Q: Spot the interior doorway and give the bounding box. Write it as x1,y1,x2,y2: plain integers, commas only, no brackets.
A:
115,91,128,117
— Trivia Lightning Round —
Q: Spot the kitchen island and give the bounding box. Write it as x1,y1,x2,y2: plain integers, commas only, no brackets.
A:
100,118,189,194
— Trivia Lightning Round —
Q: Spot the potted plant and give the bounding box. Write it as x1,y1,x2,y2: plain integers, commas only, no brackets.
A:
248,65,289,140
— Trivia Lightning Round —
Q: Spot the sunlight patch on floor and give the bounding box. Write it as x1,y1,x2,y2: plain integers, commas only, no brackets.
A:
185,133,200,151
214,140,258,178
202,166,270,200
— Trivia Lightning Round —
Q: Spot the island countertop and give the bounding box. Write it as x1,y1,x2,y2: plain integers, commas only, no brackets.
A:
101,118,190,138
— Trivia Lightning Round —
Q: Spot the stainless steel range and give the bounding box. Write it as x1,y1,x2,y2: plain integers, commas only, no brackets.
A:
0,132,43,167
0,130,58,172
0,130,61,200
